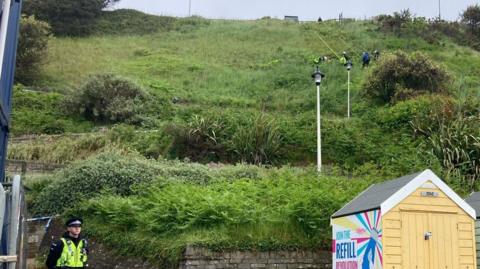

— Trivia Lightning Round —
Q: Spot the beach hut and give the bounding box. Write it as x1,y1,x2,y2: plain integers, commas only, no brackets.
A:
465,192,480,268
331,169,477,269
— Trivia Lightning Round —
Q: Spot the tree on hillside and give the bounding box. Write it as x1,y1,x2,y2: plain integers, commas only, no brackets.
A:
462,5,480,34
23,0,120,36
377,9,413,35
16,15,51,84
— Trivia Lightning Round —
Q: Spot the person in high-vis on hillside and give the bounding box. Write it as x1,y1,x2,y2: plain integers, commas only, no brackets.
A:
46,218,89,269
340,51,349,66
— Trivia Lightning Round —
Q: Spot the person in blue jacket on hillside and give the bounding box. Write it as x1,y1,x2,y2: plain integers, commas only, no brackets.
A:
362,51,371,68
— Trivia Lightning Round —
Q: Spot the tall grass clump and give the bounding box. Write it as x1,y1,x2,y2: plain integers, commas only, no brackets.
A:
229,114,283,165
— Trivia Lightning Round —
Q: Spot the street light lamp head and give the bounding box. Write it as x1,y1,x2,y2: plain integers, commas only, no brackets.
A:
346,60,353,71
311,66,325,86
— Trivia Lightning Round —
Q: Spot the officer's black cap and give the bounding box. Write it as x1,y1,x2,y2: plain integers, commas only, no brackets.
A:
66,217,83,227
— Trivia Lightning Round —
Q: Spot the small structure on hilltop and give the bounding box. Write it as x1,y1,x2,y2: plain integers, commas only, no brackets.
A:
284,15,299,22
331,169,477,269
465,192,480,269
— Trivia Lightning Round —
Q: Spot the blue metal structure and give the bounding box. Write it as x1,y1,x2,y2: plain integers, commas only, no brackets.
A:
0,0,23,268
0,0,22,183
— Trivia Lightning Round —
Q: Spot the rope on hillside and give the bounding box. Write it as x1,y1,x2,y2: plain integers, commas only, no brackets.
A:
315,32,341,60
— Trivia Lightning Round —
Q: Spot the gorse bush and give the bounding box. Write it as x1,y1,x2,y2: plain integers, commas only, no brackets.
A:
362,52,450,104
16,15,51,84
67,74,153,124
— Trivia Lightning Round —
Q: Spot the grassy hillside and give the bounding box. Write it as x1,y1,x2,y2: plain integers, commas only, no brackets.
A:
11,14,479,175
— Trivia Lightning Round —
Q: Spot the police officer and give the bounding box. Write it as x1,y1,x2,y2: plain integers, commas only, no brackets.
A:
46,218,88,269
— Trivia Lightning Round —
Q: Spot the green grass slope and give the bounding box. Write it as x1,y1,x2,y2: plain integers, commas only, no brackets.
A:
12,11,480,174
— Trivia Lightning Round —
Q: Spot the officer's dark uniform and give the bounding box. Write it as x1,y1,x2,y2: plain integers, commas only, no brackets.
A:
46,218,88,269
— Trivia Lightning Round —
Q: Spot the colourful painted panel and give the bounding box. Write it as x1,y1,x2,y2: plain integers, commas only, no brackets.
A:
332,209,383,269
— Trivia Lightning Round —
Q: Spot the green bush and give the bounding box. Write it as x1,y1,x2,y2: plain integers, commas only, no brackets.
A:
16,15,50,84
23,0,119,36
30,152,163,215
67,74,153,124
362,52,450,104
376,95,455,130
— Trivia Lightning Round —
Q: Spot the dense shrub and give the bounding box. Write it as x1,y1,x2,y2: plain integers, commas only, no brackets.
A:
23,0,119,36
30,152,163,215
362,52,450,104
376,95,455,130
16,15,50,84
67,74,155,124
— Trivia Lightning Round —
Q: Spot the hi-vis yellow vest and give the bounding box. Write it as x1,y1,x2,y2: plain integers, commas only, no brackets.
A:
56,238,87,267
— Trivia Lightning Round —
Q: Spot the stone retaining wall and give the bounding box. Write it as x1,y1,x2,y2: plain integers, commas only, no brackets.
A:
181,246,331,269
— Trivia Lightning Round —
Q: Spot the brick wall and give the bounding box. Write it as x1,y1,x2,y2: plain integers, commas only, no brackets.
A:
181,246,332,269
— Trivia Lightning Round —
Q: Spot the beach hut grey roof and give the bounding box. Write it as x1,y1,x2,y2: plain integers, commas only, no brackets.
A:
332,169,476,219
466,192,480,219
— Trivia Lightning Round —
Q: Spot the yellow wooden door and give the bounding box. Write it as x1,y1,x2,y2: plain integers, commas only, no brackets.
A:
402,211,459,269
429,213,459,269
402,211,430,269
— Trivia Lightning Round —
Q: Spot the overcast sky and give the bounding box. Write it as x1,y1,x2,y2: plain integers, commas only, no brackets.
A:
113,0,480,21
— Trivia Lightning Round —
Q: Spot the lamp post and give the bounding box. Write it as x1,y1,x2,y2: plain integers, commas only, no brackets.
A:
189,0,192,16
346,60,352,119
438,0,441,20
311,66,325,173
